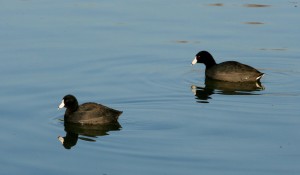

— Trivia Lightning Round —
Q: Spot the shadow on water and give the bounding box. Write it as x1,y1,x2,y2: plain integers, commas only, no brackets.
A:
191,78,265,103
207,3,271,25
207,3,271,8
243,4,271,8
58,122,122,149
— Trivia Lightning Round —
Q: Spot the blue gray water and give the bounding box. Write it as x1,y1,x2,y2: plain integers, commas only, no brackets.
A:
0,1,300,175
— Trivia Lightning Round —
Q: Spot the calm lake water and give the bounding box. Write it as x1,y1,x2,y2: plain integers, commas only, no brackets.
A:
1,1,300,175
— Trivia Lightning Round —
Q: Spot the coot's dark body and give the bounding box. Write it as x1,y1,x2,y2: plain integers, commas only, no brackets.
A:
192,51,264,82
59,95,122,125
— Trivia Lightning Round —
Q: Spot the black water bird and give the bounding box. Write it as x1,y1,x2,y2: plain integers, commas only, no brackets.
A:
191,51,264,82
58,94,122,125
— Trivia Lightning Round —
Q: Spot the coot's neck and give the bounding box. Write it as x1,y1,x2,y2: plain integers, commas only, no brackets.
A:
66,104,78,113
64,105,78,121
203,57,217,69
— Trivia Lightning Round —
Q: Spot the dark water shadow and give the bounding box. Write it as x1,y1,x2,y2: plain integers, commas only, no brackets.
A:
207,3,224,7
58,122,122,149
243,21,265,25
243,4,271,8
207,3,271,8
191,78,265,103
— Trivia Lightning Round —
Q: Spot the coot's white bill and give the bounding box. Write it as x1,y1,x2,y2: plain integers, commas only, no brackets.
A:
58,136,64,144
191,56,197,65
58,100,65,109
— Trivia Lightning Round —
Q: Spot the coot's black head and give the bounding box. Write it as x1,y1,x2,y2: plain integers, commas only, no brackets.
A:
58,94,79,112
191,51,217,68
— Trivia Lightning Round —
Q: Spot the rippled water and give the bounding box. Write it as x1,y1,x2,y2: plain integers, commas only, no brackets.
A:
1,1,300,175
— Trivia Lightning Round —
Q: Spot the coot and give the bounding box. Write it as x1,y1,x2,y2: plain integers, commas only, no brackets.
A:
191,51,264,82
58,94,122,125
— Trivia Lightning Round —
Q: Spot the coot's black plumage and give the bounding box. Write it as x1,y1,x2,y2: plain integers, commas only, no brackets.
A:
191,51,264,82
58,95,122,125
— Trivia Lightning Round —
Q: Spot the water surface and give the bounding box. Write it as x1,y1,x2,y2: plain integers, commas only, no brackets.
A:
0,1,299,175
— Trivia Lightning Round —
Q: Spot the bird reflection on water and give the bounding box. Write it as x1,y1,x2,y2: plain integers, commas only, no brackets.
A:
191,78,265,103
58,122,122,149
